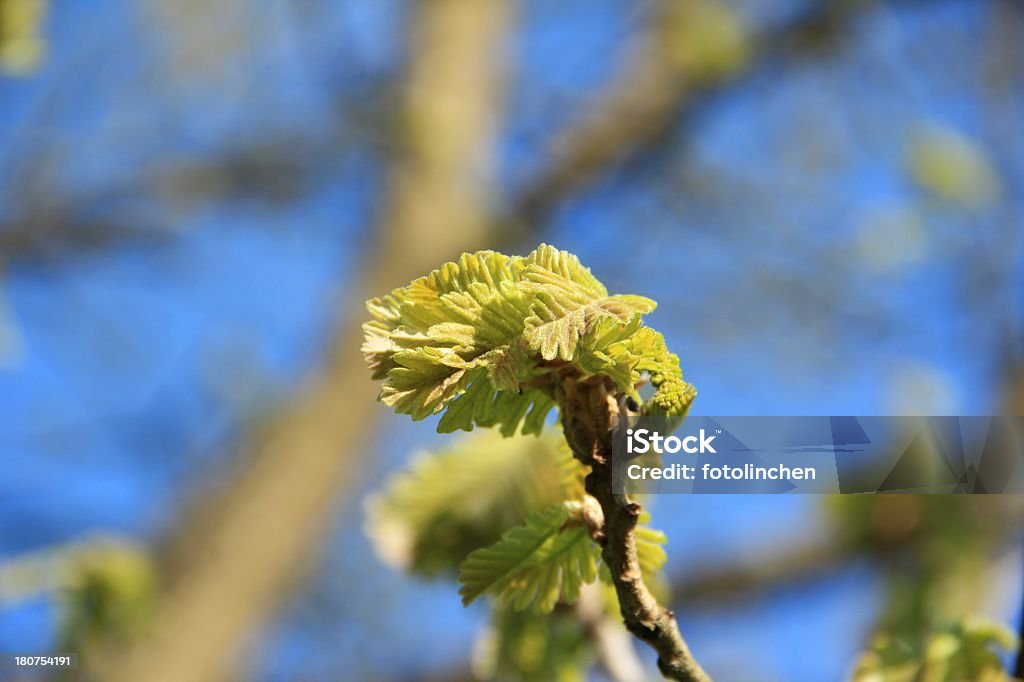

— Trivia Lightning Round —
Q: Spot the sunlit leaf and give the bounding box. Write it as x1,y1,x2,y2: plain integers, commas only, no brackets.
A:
635,520,668,577
366,430,586,577
459,502,600,613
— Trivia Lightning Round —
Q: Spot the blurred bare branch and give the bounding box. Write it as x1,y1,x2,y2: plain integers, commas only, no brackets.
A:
93,1,514,680
507,0,890,226
670,539,852,606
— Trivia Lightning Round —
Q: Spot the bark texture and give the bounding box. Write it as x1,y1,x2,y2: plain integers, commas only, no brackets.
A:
557,375,711,682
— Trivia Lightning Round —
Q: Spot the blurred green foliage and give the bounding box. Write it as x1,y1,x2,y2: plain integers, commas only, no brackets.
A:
0,0,47,74
367,428,671,679
852,617,1018,682
908,125,1000,209
366,430,583,577
835,495,1020,681
663,0,748,83
0,537,155,654
55,540,155,651
832,495,1009,640
474,605,593,682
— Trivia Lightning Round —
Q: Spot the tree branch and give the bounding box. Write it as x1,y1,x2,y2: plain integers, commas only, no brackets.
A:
505,0,892,228
558,375,710,682
92,1,514,680
671,539,851,605
507,0,691,225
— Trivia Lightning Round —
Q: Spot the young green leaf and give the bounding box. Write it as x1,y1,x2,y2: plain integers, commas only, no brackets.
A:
519,245,655,361
635,519,669,577
366,430,586,577
459,502,600,613
436,368,556,437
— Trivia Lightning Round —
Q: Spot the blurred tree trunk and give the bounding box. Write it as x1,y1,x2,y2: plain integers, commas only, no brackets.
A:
94,1,513,680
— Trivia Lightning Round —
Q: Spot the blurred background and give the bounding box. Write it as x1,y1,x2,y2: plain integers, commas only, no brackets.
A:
1,0,1023,680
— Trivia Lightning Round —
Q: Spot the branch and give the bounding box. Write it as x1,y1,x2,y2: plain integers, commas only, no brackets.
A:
93,1,514,680
507,0,691,224
672,539,851,605
557,375,710,682
506,0,889,227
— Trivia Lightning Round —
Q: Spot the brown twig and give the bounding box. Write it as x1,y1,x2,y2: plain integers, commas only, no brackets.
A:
558,375,710,682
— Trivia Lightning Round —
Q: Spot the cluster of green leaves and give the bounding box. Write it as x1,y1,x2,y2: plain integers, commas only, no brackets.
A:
366,429,583,577
367,430,670,681
364,245,687,680
852,618,1018,682
367,430,667,614
362,244,695,437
